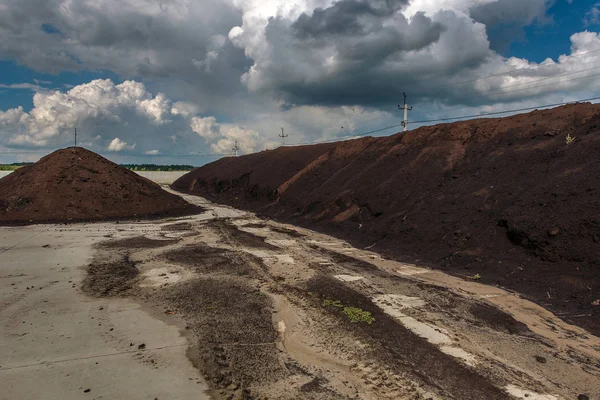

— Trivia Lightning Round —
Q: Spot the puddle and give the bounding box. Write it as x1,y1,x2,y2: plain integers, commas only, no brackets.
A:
505,385,560,400
307,240,345,247
277,321,286,334
335,274,364,282
395,264,430,276
238,227,270,236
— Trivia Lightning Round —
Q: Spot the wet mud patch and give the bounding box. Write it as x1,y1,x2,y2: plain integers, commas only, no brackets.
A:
160,277,286,397
240,222,267,228
469,302,532,335
161,222,193,232
100,235,179,249
163,244,258,277
306,275,510,400
313,247,388,277
212,219,280,251
82,255,139,297
270,226,306,238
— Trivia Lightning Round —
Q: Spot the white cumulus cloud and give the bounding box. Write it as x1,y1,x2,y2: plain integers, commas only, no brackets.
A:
107,137,135,152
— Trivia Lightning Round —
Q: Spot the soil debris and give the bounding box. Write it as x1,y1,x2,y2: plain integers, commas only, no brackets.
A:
100,236,179,249
82,255,139,297
163,244,258,277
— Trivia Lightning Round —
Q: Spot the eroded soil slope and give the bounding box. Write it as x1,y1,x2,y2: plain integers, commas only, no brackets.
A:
0,147,201,224
173,103,600,335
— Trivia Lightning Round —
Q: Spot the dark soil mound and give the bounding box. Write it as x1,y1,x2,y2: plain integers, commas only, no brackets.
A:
173,103,600,336
0,147,201,224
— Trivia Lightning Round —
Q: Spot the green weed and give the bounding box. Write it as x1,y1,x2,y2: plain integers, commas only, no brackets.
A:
323,299,343,308
342,307,375,324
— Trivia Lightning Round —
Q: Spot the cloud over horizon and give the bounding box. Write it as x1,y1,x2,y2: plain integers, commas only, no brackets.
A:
0,0,599,163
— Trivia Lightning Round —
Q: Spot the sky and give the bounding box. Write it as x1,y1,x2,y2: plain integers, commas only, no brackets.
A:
0,0,599,165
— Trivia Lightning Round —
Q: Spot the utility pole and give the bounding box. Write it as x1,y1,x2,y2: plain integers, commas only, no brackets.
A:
398,92,413,132
74,127,77,147
279,127,288,146
232,140,239,157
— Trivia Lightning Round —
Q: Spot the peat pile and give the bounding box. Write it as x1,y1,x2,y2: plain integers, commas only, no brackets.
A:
0,147,201,224
173,103,600,335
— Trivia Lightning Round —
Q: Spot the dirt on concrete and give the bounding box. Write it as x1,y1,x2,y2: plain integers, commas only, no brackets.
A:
81,193,600,400
173,103,600,336
82,254,139,297
0,147,202,225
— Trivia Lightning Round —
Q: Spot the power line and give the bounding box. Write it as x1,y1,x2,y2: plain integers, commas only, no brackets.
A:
300,95,600,146
450,64,600,99
410,47,600,91
465,72,600,102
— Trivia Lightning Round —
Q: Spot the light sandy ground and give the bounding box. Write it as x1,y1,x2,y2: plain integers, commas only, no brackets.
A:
0,223,210,400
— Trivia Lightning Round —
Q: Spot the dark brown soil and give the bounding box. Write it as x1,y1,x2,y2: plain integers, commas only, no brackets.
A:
82,255,139,297
270,226,306,238
164,244,258,277
306,275,510,400
160,277,286,396
173,103,600,336
0,147,202,225
100,236,180,249
212,219,280,251
241,222,267,228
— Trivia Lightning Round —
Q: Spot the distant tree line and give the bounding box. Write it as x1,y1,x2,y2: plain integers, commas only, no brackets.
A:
0,163,194,172
121,164,195,171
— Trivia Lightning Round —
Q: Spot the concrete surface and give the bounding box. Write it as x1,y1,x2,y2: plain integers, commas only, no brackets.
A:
0,224,210,400
134,171,189,185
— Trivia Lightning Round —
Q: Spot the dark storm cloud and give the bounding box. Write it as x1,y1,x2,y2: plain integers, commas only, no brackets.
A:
469,0,553,53
251,2,456,107
292,0,409,38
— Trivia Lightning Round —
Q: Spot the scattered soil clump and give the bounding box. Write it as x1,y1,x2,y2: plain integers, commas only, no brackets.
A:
0,147,202,225
82,255,139,297
164,244,258,277
174,103,600,335
100,236,179,249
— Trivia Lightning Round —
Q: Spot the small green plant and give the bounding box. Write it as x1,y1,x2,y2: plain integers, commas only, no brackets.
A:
342,307,375,324
566,134,576,145
323,299,343,308
473,273,481,280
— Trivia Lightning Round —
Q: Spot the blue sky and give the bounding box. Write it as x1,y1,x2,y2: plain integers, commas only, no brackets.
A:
506,0,599,61
0,0,599,165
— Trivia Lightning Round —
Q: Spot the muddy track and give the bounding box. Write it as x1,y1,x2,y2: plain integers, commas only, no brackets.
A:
82,192,600,400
